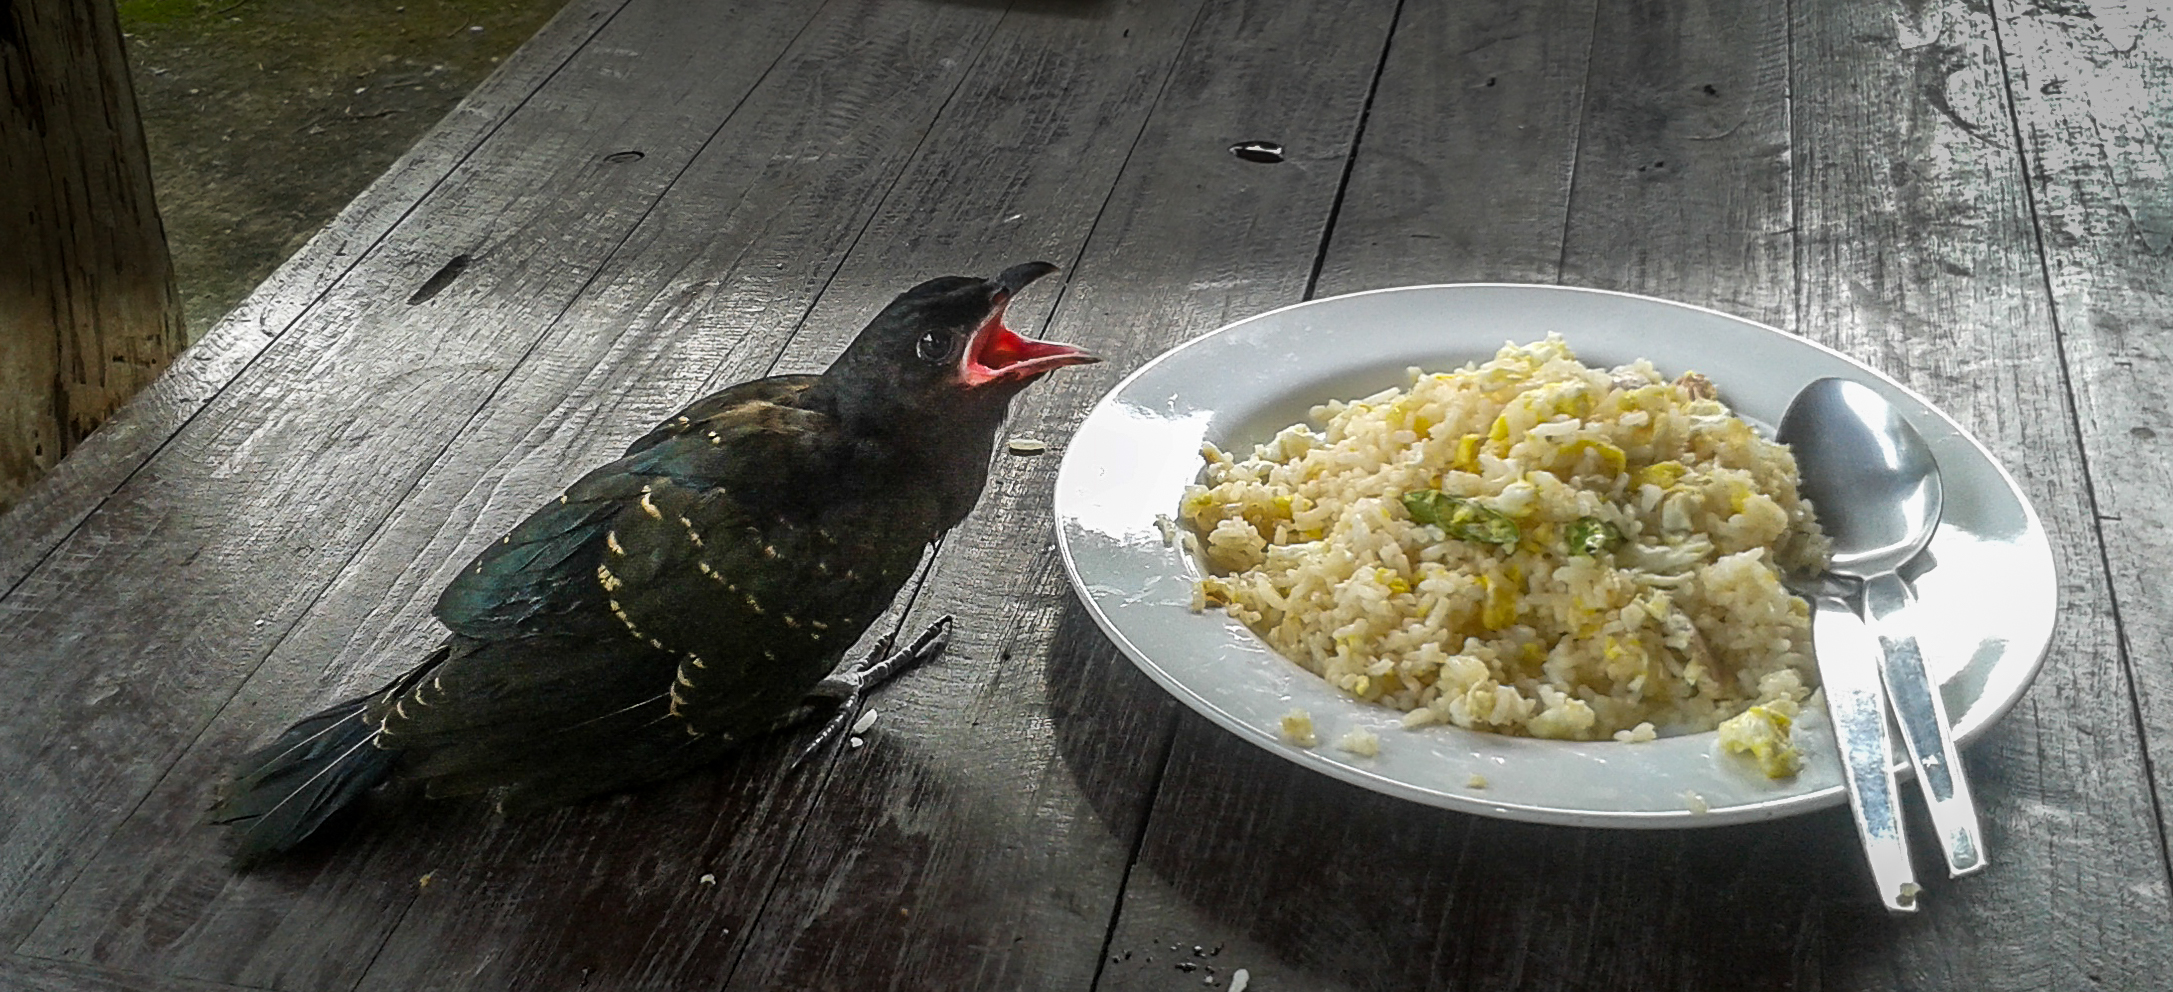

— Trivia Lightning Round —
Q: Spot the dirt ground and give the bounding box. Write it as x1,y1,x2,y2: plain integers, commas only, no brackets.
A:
119,0,569,341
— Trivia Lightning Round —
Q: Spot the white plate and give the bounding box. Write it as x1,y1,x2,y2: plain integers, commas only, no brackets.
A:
1054,284,2056,827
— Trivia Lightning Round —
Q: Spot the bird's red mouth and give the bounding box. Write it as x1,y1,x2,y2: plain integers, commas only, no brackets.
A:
959,301,1099,387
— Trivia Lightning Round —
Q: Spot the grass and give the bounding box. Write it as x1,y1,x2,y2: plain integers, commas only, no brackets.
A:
120,0,569,340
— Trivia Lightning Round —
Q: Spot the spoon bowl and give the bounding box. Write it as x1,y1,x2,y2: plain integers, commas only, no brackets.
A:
1778,377,1944,574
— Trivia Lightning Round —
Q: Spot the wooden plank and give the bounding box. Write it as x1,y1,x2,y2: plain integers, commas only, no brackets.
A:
0,0,833,967
1559,0,1794,328
0,0,631,595
0,954,252,992
720,0,1404,989
0,0,187,513
1097,1,1845,990
1989,0,2173,873
1311,0,1597,290
1794,0,2172,987
1100,722,1852,992
15,1,1045,988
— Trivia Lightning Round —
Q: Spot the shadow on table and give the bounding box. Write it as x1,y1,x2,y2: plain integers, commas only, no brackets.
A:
1044,596,1933,991
161,730,818,990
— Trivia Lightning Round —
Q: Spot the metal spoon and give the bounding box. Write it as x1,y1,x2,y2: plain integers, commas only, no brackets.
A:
1780,378,1985,912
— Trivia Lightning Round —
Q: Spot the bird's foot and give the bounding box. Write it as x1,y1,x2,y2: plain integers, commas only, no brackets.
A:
791,616,954,769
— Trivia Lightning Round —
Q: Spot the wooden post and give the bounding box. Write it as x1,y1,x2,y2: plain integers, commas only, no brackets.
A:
0,0,186,513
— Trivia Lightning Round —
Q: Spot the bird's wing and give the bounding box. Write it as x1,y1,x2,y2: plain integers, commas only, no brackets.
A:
403,381,886,778
601,396,944,737
431,377,820,642
621,374,818,456
430,470,638,641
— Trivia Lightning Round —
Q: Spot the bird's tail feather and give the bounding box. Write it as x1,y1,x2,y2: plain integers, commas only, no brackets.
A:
209,694,399,863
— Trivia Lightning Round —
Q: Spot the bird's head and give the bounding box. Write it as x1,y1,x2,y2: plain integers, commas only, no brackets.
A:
814,261,1100,437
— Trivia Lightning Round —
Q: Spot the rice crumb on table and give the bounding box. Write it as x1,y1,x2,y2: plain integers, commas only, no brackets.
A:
1180,335,1825,764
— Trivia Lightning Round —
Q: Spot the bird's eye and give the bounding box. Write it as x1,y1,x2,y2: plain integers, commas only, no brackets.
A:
915,330,952,365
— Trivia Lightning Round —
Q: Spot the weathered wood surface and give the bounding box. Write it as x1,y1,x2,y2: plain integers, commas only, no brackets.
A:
1790,2,2168,988
2,0,2168,989
0,0,187,513
1991,0,2173,882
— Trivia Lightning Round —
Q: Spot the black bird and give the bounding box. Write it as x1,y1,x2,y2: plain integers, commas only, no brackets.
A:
211,262,1098,862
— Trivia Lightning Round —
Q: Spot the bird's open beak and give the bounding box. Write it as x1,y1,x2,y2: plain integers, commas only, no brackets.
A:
958,263,1100,387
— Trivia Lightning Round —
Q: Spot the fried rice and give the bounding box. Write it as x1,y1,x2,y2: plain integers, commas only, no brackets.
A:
1177,335,1827,754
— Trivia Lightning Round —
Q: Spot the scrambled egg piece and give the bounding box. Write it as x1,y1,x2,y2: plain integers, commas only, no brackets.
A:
1280,708,1320,748
1717,704,1803,778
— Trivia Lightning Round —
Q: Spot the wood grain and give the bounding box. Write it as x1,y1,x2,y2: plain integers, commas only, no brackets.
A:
1102,722,1853,992
725,0,1403,989
1990,0,2173,877
0,0,631,596
0,954,251,992
1791,0,2171,987
1561,0,1794,327
1312,0,1599,292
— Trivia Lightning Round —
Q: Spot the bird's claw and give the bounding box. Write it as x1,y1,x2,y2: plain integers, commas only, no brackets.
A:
851,615,952,688
789,616,955,770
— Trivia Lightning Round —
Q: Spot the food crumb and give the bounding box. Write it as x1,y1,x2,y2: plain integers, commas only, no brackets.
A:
849,736,865,749
1613,721,1658,743
699,873,716,886
1280,709,1319,748
1006,437,1048,455
1683,789,1710,814
851,707,880,735
1230,969,1250,992
1716,704,1803,778
1155,514,1179,546
417,871,435,890
1898,882,1923,908
1334,727,1380,757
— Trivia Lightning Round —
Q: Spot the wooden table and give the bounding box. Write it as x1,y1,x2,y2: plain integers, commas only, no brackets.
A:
4,0,2167,988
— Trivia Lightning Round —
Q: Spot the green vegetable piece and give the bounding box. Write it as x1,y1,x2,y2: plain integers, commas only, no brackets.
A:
1401,489,1449,526
1402,490,1520,546
1566,516,1625,556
